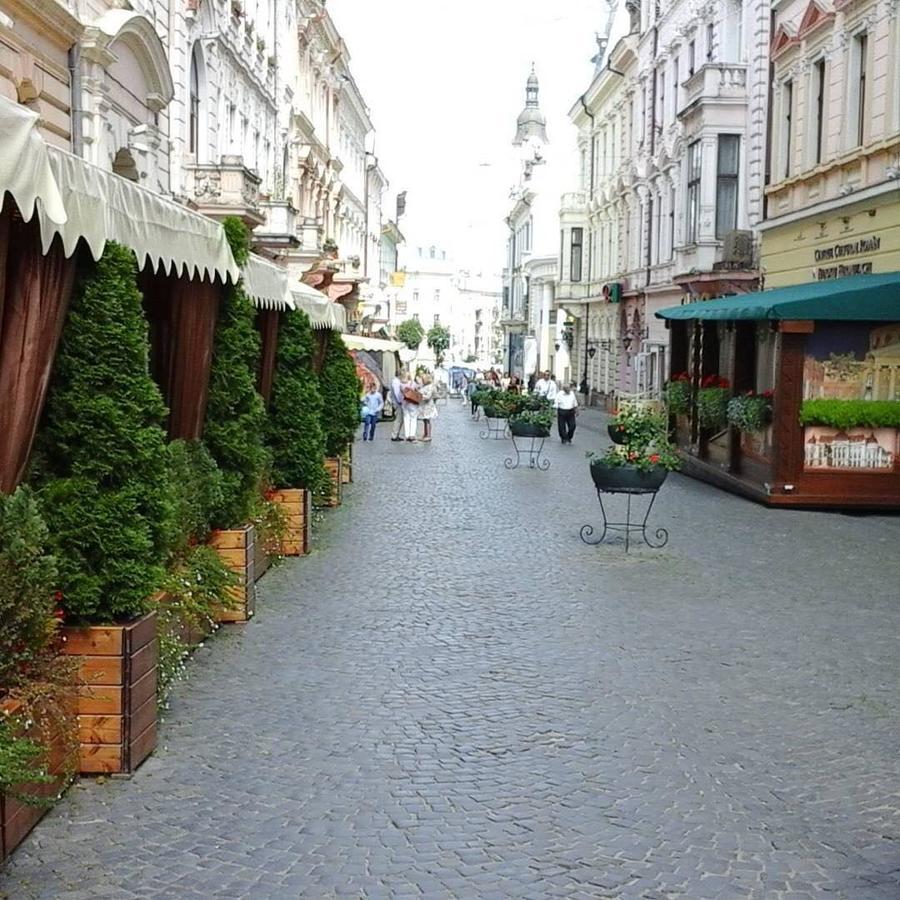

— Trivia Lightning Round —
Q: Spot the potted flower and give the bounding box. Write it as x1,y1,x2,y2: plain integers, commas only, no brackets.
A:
697,374,731,431
607,404,667,446
727,390,773,432
665,372,691,416
509,407,552,438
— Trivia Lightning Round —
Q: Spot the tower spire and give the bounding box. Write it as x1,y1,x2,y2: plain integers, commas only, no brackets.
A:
513,65,548,146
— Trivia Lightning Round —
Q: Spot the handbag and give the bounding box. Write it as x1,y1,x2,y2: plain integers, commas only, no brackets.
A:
402,387,422,404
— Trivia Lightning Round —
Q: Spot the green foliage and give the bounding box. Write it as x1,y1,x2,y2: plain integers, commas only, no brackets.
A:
471,387,496,408
0,487,59,690
0,719,52,802
318,331,362,457
426,324,451,365
608,405,669,449
396,318,425,350
266,310,329,494
164,440,224,555
204,218,269,529
665,379,691,416
31,243,171,622
799,399,900,430
222,216,250,267
697,387,730,431
727,392,773,432
511,408,553,429
154,545,238,704
589,404,680,473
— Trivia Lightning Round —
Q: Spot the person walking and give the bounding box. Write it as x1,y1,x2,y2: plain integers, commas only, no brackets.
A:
390,370,407,442
401,373,421,442
534,371,549,397
361,386,384,442
418,373,438,442
555,382,578,444
546,372,559,404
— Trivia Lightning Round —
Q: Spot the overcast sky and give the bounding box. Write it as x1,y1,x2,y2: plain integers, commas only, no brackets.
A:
329,0,624,277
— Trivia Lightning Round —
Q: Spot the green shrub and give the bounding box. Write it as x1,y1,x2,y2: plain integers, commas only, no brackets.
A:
203,218,270,529
727,392,773,432
0,721,53,802
318,331,362,457
266,310,329,494
164,440,224,555
665,378,691,416
31,243,171,622
396,318,424,350
697,387,730,431
799,399,900,429
0,487,59,690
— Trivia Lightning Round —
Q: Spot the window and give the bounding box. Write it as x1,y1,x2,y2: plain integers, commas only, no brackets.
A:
433,314,440,326
688,39,696,77
189,48,200,154
412,290,419,305
412,313,420,322
782,80,793,178
429,246,435,259
706,22,715,61
396,299,407,314
672,58,679,114
434,289,441,305
813,59,826,163
227,104,236,150
687,140,701,242
668,183,676,259
854,32,868,146
570,227,583,282
716,135,740,239
658,70,665,127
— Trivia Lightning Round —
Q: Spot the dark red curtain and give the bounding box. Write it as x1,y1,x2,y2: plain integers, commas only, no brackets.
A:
256,308,280,406
0,200,77,493
142,268,220,440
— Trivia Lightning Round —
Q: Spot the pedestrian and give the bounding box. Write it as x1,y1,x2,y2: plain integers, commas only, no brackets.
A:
555,382,578,444
546,372,559,404
534,370,549,397
360,385,384,442
390,370,407,442
467,376,481,417
527,371,537,393
500,372,511,391
401,372,421,442
418,373,438,442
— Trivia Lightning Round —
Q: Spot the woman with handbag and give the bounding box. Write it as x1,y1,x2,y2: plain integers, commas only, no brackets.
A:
401,374,422,442
417,373,438,442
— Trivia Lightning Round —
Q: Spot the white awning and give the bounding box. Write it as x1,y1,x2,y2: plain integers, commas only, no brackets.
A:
291,284,347,332
243,254,293,309
0,98,67,226
342,335,405,353
0,95,238,284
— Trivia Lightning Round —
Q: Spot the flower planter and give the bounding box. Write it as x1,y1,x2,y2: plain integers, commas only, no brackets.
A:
482,406,507,420
253,535,272,582
0,696,76,860
509,421,550,438
207,525,257,623
60,611,158,775
341,445,353,484
608,423,629,444
269,488,311,557
589,459,669,492
318,457,343,508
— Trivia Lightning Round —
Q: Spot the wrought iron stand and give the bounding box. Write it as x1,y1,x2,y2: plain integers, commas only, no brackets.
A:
480,416,509,440
580,487,668,552
505,434,550,470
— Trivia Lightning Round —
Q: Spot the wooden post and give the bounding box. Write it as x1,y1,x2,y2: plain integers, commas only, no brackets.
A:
772,330,807,490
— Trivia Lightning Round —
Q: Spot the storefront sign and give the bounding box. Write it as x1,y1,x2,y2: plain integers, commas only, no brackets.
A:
813,236,881,280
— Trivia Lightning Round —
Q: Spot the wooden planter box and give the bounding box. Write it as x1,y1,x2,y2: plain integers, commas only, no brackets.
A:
0,695,76,860
270,488,311,556
208,524,256,622
253,533,271,582
341,445,353,484
60,611,158,775
319,457,343,508
153,591,211,649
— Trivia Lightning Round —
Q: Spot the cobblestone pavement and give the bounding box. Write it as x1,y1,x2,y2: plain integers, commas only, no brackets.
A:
3,404,900,899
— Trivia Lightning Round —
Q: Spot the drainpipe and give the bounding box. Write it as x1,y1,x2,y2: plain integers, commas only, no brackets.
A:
68,44,83,156
578,94,595,398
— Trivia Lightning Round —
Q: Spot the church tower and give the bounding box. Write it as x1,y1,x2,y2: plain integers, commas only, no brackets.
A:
512,65,549,147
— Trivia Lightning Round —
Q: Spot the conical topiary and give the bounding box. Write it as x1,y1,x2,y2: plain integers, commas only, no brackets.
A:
203,217,270,529
318,330,362,457
30,243,171,622
267,309,329,493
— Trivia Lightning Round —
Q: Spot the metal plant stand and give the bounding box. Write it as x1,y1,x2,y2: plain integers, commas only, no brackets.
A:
480,416,509,440
580,487,668,552
505,434,550,470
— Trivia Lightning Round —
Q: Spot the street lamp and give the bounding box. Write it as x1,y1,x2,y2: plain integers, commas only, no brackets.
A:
587,346,597,359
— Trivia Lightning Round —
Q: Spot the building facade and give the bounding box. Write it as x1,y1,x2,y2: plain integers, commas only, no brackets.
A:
761,0,900,287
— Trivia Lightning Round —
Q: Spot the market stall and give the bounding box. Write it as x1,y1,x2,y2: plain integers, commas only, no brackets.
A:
657,272,900,509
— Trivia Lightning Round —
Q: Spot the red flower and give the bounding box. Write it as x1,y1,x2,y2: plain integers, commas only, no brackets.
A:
628,451,638,460
53,590,63,602
650,454,660,464
762,390,774,399
53,609,65,620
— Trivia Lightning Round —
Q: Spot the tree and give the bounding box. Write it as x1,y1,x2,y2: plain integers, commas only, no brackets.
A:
31,243,172,621
426,324,451,366
318,331,362,457
266,309,329,494
203,217,270,529
396,318,424,350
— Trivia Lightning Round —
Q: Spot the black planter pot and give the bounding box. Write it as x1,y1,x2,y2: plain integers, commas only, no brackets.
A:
510,421,550,438
483,406,507,420
589,459,668,492
608,423,629,444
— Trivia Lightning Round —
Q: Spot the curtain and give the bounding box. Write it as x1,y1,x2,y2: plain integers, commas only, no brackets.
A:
0,202,77,493
256,308,280,406
142,268,220,440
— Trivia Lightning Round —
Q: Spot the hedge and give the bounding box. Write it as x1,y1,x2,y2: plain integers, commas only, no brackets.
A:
799,399,900,430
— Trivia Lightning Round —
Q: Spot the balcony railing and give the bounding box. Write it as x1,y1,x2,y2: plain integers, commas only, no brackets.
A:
679,63,748,116
560,191,587,212
183,155,264,227
255,199,299,247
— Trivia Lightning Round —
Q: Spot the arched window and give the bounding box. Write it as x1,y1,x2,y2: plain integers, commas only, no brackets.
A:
189,47,200,155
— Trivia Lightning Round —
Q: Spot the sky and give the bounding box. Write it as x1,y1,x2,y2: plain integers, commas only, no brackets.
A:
328,0,624,277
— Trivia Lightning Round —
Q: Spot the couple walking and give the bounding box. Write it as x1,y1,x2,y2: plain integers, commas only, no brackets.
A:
390,370,438,443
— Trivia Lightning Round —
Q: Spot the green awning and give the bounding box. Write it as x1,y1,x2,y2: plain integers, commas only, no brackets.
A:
656,271,900,322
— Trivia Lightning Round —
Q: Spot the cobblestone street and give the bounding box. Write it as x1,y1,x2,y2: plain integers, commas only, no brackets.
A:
3,404,900,899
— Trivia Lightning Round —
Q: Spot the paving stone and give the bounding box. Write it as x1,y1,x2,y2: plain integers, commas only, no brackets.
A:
2,406,899,898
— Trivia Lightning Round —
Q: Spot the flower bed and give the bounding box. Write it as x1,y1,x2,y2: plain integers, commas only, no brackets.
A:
697,375,731,431
727,391,773,432
665,372,691,416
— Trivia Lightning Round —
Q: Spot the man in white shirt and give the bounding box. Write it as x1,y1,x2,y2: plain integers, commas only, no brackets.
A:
554,382,578,444
390,372,407,441
546,374,559,404
534,371,549,397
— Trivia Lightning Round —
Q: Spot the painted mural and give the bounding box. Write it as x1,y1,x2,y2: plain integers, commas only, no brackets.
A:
804,427,897,471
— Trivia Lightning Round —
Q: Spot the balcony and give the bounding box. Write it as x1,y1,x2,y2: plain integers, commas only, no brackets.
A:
254,200,299,250
560,192,587,213
183,156,264,228
678,64,748,119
